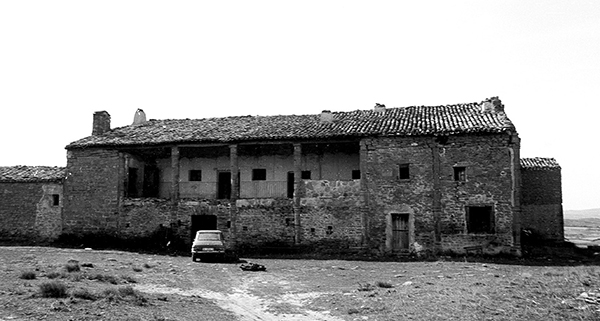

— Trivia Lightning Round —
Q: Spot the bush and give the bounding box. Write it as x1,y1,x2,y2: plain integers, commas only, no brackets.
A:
39,281,68,298
132,267,143,272
121,275,137,283
19,271,36,280
71,288,97,300
376,281,394,288
102,286,148,306
88,273,119,284
65,260,80,272
46,271,64,279
357,282,375,292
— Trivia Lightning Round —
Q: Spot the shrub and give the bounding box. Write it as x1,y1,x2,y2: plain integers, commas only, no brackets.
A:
102,286,147,306
39,281,68,298
121,275,137,283
132,267,143,272
19,271,36,280
143,263,153,269
65,260,80,273
376,281,394,288
89,273,119,284
46,271,64,279
357,282,375,291
71,288,97,300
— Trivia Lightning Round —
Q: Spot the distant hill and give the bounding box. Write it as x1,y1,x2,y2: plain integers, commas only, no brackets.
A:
564,208,600,220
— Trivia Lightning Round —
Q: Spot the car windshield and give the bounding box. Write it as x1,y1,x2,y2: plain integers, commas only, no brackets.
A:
196,233,221,241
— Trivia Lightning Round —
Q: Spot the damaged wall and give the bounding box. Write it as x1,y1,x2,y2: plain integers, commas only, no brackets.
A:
521,167,563,241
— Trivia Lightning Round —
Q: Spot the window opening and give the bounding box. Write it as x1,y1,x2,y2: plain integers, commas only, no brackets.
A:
326,226,333,235
252,168,267,181
142,165,159,198
52,194,60,206
189,170,202,181
217,171,232,199
287,172,295,199
126,167,138,197
352,170,361,179
301,171,312,179
398,164,410,180
466,206,494,234
454,167,466,181
226,220,231,229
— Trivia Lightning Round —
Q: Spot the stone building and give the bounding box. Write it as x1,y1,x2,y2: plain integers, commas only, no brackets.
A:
520,157,563,242
56,96,566,256
0,166,65,241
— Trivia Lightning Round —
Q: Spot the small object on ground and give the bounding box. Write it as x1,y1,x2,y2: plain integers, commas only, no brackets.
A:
240,263,266,272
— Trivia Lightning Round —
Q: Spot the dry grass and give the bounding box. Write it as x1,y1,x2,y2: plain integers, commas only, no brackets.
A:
19,271,36,280
39,281,68,298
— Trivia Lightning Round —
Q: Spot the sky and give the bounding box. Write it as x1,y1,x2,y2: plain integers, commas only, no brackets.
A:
0,1,598,210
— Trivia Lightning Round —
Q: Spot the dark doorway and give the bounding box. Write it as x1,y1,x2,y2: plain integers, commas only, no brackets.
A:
391,213,409,251
142,165,159,197
127,167,138,197
287,172,294,199
190,215,218,242
217,171,231,199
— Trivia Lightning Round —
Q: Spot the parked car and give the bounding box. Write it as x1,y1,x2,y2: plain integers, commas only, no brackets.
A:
191,230,225,262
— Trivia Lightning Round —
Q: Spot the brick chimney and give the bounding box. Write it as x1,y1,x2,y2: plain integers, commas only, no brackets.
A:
92,111,111,136
320,110,333,123
481,97,504,112
374,103,386,113
132,108,147,125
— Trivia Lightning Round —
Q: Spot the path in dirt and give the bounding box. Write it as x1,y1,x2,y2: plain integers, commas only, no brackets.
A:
136,264,343,321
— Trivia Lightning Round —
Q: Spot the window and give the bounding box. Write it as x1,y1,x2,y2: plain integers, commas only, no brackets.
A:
252,168,267,181
398,164,410,179
326,226,333,235
466,206,494,234
454,167,466,181
189,170,202,181
301,170,312,179
52,194,60,206
352,170,361,179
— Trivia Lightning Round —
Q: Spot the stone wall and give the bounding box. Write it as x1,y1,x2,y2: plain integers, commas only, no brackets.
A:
362,133,517,255
521,169,563,241
63,148,122,234
299,180,363,248
235,199,295,248
0,182,62,240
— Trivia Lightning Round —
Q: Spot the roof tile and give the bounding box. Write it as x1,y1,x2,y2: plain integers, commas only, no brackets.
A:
520,158,561,170
0,166,66,182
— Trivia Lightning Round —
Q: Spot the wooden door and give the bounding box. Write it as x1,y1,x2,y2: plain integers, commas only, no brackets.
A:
391,213,409,250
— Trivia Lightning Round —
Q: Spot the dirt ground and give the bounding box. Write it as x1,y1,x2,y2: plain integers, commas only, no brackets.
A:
2,246,600,320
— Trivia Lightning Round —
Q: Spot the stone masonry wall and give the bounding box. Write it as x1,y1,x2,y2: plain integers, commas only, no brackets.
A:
521,169,563,241
363,133,516,255
299,180,363,248
63,148,122,234
235,199,295,248
438,134,515,253
0,182,62,240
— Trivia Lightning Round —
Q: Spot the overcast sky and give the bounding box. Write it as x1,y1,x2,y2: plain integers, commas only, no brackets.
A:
1,1,598,210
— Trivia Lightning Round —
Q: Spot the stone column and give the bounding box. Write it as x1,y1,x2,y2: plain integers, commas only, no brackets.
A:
510,133,522,251
431,142,442,248
170,146,180,203
293,143,302,245
229,144,239,245
359,139,370,247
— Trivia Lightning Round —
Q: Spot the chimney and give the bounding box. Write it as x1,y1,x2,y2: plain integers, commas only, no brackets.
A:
374,103,386,113
132,108,147,125
481,96,504,112
320,110,334,123
92,111,111,136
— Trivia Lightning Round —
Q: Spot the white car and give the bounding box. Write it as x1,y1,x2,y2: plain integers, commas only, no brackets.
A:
191,230,225,262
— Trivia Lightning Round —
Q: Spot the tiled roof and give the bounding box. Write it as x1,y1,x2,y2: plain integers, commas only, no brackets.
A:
67,98,515,148
520,158,561,171
0,166,66,182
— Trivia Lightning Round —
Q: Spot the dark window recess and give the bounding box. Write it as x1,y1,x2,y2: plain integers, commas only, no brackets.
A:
285,218,293,226
466,206,495,234
242,226,248,231
252,169,267,181
398,164,410,179
310,228,316,233
217,171,231,199
142,165,160,198
301,171,312,179
189,170,202,181
326,226,333,235
126,167,138,197
226,220,231,229
287,172,295,199
454,167,466,181
352,170,361,179
52,194,60,206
